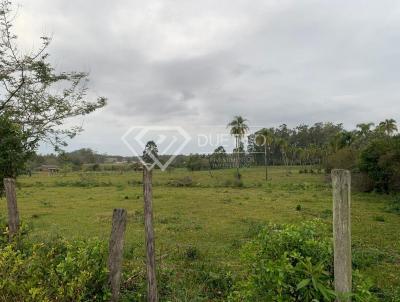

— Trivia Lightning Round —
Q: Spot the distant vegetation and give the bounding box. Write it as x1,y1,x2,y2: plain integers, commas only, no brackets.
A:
26,118,400,193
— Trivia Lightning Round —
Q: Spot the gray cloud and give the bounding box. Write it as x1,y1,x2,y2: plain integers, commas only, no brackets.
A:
13,0,400,154
153,53,232,90
114,91,198,120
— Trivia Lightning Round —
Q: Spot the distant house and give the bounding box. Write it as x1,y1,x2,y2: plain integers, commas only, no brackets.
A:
38,165,59,174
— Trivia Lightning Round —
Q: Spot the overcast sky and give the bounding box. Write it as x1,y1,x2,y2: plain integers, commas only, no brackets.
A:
14,0,400,155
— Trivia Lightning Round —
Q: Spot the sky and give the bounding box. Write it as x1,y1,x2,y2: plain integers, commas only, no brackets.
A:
13,0,400,155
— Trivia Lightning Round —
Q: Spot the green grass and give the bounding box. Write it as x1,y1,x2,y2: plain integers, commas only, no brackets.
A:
1,166,399,300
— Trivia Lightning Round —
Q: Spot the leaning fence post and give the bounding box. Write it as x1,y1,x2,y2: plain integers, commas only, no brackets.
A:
3,178,20,237
143,167,158,302
332,169,352,302
108,208,127,302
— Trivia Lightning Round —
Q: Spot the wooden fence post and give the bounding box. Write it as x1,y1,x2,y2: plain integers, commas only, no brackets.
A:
332,169,352,302
143,167,158,302
3,178,20,237
108,208,127,302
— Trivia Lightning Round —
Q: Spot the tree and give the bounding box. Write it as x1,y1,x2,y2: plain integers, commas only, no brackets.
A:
227,116,249,179
329,130,355,152
186,154,208,171
142,141,159,165
353,122,376,149
58,148,100,170
210,146,227,169
277,138,290,175
255,128,273,181
247,122,343,167
377,119,397,136
0,114,32,195
359,136,400,193
0,1,106,187
356,122,374,138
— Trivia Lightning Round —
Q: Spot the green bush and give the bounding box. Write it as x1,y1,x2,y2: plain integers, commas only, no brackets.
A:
359,137,400,193
196,264,234,299
0,216,8,247
184,245,200,261
119,264,174,301
0,234,110,301
324,147,358,173
186,154,209,171
229,220,377,302
351,172,375,193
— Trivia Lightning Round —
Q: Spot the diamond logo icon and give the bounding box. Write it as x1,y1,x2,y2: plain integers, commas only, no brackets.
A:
121,126,191,171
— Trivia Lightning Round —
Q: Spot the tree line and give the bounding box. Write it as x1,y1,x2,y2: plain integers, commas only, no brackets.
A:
9,115,400,194
219,116,399,192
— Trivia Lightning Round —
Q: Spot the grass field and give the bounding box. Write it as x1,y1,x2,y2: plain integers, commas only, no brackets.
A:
1,166,399,300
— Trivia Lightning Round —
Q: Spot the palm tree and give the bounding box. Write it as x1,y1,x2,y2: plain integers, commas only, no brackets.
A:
329,131,354,152
227,116,249,179
356,122,374,138
255,128,274,181
277,138,290,175
287,145,298,168
377,119,397,136
298,147,306,171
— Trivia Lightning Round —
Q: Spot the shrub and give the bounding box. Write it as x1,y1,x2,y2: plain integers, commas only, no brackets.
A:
324,147,358,174
184,246,200,261
229,220,377,302
0,216,8,247
196,264,234,299
186,154,209,171
359,136,400,193
351,172,375,192
0,234,110,301
241,219,266,238
120,265,174,301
